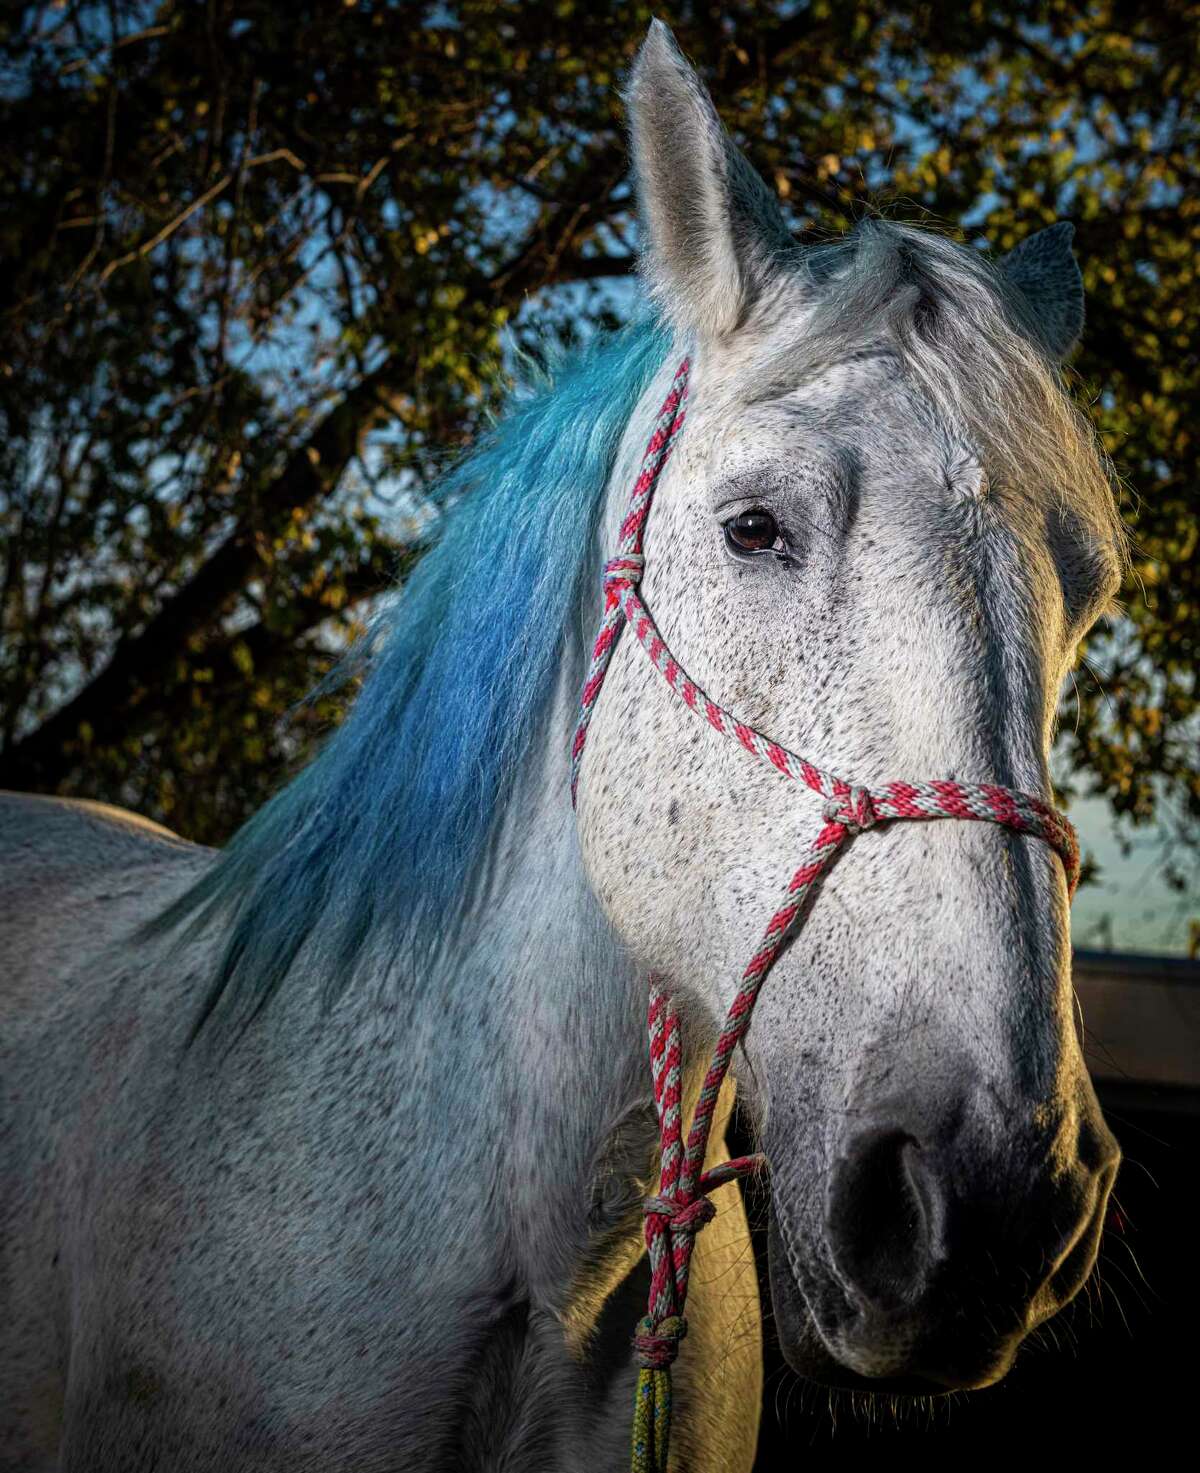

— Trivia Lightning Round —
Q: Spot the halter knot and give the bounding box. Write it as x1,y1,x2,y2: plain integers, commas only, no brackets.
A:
632,1313,688,1370
604,553,645,587
823,785,878,835
642,1193,717,1237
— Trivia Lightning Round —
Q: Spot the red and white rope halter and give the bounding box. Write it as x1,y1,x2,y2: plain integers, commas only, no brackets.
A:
570,357,1080,1473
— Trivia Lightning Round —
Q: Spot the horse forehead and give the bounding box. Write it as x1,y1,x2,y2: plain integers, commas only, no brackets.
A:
694,358,955,481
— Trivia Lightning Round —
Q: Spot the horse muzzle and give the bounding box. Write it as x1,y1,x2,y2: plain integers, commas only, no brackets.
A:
766,1075,1120,1393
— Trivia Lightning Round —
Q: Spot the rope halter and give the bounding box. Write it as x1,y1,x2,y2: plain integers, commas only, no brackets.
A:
570,357,1080,1473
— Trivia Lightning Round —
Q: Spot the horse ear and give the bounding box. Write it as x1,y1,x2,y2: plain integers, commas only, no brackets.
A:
626,20,794,339
997,222,1085,360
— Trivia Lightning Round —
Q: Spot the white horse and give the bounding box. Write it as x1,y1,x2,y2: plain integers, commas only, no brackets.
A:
1,22,1125,1472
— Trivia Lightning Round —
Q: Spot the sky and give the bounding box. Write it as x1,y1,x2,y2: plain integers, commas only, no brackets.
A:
1071,796,1195,956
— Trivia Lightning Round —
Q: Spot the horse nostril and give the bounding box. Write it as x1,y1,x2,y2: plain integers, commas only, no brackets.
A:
827,1130,939,1309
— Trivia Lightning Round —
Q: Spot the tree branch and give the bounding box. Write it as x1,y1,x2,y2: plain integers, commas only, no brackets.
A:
0,360,402,788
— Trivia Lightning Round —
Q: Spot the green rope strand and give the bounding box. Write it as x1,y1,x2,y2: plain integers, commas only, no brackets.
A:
631,1316,677,1473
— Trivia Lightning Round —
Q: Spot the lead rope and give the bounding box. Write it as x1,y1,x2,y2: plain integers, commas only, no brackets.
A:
571,358,1080,1473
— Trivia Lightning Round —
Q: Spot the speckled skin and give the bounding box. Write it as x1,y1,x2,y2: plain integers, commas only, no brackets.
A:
1,21,1125,1472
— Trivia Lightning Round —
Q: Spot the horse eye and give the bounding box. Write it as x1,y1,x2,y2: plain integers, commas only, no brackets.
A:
724,509,783,555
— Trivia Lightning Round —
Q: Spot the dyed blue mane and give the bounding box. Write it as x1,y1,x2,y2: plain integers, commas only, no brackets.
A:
169,323,669,1027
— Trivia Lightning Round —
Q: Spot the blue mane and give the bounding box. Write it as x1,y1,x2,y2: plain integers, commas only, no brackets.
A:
169,322,669,1028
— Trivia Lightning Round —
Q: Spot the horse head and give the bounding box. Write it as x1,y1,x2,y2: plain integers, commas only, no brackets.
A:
573,22,1123,1393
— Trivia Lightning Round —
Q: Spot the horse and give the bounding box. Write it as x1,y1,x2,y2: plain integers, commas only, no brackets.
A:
1,21,1126,1472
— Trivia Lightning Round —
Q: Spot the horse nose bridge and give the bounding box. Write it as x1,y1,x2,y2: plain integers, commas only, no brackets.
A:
797,813,1074,1067
870,789,1067,911
900,807,1059,931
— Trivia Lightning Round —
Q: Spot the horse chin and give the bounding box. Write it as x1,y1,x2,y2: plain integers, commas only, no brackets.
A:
766,1209,1019,1397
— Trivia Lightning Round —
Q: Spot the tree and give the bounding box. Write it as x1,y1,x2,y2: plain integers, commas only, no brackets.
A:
1,1,1196,893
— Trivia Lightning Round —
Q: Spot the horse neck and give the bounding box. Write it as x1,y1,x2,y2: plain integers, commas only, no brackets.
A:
384,357,685,1303
441,665,651,1299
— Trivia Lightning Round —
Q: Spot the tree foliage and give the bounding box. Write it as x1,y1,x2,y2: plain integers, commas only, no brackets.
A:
0,0,1196,875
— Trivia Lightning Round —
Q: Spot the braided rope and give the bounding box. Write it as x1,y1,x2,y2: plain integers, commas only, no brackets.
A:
571,360,690,804
570,358,1080,1473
